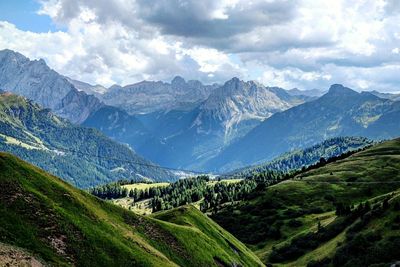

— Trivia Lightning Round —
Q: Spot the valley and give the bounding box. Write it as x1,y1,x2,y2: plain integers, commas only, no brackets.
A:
1,127,399,266
2,1,400,266
0,152,263,266
0,49,399,266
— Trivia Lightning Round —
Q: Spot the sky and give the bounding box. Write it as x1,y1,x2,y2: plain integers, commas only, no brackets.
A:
0,0,399,92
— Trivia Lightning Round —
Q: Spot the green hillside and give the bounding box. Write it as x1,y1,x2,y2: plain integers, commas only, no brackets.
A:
0,92,175,188
211,138,400,266
228,136,373,177
0,152,263,266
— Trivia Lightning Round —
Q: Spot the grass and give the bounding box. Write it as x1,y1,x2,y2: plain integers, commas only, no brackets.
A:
0,152,263,266
152,205,264,267
212,138,400,266
122,182,170,191
113,198,154,215
0,133,43,150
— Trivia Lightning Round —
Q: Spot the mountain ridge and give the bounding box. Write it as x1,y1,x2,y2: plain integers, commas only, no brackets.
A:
204,85,399,171
0,91,175,188
0,49,103,123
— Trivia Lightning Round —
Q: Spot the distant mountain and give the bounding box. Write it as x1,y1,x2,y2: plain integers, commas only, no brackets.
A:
205,84,400,172
0,152,262,266
83,105,163,151
100,76,219,114
369,90,400,101
0,92,175,188
0,49,103,123
86,77,311,170
287,88,325,97
66,77,108,95
194,78,300,143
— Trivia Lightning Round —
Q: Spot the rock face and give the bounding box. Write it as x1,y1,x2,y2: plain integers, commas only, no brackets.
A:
194,78,295,143
66,77,108,95
99,76,219,114
0,49,103,123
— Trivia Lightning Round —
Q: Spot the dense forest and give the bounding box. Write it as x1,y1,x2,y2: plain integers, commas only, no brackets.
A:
90,144,370,214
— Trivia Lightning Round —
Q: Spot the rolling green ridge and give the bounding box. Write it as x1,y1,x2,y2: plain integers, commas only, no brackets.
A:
211,138,400,266
0,92,175,188
228,136,373,178
0,152,263,266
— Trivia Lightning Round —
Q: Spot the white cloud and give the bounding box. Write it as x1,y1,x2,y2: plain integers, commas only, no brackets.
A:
0,0,399,92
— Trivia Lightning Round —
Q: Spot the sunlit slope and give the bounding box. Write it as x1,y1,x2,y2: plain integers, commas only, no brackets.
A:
0,152,263,267
212,138,400,266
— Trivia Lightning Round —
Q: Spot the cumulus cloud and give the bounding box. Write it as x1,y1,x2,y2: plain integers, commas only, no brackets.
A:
0,0,399,92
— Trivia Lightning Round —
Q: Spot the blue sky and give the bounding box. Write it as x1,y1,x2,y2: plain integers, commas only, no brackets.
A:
0,0,399,92
0,0,57,32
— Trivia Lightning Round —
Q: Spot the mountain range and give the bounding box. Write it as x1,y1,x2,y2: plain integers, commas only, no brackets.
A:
99,75,220,114
205,84,400,171
1,49,399,175
0,49,400,267
85,77,315,170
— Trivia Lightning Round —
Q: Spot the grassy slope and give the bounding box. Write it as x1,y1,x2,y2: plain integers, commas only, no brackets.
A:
122,182,170,191
152,206,263,267
0,152,263,267
212,138,400,266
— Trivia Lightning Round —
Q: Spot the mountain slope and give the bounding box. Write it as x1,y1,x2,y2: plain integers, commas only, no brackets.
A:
211,138,400,266
83,105,160,150
228,136,373,177
193,78,301,144
0,152,263,266
0,92,174,188
206,84,399,171
66,77,108,95
0,49,103,123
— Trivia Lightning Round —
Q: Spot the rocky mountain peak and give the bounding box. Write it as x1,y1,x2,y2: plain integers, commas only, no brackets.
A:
327,84,358,96
0,49,103,123
171,76,186,86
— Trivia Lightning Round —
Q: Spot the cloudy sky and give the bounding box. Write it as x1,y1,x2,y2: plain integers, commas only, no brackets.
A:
0,0,399,92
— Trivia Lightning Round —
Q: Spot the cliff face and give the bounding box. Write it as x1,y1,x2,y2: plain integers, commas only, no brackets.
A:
0,49,103,123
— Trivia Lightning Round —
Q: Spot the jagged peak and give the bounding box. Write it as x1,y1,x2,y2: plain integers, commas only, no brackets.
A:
0,49,20,56
0,49,28,62
171,75,186,85
225,77,241,84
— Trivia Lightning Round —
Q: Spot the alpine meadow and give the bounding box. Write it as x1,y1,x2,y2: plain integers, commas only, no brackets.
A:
0,1,400,267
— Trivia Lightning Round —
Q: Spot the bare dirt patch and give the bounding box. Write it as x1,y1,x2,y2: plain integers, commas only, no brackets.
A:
0,243,45,267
